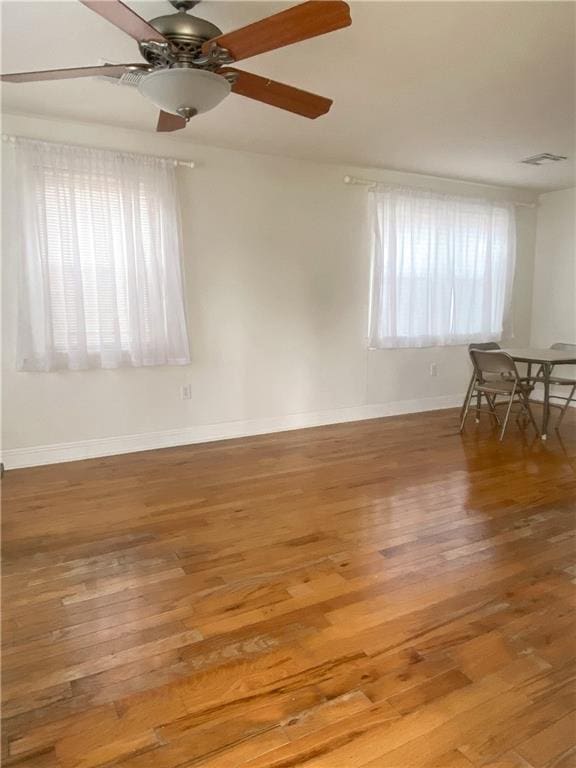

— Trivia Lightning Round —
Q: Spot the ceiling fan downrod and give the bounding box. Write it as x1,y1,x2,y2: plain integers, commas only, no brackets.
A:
168,1,201,12
168,0,200,11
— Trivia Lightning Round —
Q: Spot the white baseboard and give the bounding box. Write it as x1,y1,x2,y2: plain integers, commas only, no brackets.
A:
2,394,462,470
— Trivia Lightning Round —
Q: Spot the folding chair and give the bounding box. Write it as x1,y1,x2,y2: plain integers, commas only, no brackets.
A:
460,350,539,441
532,342,576,431
459,342,501,425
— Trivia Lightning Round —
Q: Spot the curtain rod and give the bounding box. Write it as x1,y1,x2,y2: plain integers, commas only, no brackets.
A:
1,134,195,169
343,174,536,208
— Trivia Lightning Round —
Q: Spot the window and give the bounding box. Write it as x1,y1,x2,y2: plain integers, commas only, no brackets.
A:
14,137,190,371
368,186,516,349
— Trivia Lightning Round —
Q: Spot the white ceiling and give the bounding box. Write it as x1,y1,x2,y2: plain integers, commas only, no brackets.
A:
2,1,575,191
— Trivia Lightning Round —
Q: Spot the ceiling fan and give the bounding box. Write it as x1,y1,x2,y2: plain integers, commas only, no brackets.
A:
1,0,352,131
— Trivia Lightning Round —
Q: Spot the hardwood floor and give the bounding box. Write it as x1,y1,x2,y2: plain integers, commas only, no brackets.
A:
2,408,575,768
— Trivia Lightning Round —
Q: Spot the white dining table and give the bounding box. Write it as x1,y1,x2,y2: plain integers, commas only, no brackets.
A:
501,348,576,439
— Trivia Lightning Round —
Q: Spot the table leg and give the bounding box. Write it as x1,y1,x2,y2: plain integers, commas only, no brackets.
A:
541,362,551,440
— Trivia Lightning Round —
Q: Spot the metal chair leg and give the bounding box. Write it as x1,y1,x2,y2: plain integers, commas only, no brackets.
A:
459,374,475,421
556,383,576,429
475,390,482,423
460,380,476,433
485,394,502,425
519,389,540,436
499,384,517,441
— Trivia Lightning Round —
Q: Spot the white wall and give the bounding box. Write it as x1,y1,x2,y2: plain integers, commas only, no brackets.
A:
1,114,539,467
530,187,576,347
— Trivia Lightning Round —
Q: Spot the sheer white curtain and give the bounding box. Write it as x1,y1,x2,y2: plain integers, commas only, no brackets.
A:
14,137,191,371
368,186,516,349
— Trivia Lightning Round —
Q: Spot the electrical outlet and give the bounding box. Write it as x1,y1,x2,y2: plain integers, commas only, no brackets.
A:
181,384,192,400
430,363,438,377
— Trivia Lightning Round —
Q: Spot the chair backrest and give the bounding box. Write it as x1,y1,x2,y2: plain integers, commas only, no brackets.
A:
470,350,518,379
551,342,576,352
468,342,501,352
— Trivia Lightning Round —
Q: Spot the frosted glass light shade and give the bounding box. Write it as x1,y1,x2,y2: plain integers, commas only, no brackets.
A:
138,68,231,116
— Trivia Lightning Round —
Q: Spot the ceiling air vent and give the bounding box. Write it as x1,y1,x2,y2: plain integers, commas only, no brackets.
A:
521,153,568,166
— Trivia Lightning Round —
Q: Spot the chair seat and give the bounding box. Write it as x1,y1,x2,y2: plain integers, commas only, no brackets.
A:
477,381,530,395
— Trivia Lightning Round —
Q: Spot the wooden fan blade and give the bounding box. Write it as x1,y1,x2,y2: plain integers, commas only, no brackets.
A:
78,0,169,44
157,111,187,132
220,67,332,119
1,63,144,83
202,1,351,62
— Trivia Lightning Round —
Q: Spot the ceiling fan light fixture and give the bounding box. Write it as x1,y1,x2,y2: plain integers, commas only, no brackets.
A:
138,67,230,118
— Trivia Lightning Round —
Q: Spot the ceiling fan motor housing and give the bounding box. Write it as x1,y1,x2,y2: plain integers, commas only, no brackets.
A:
140,12,223,68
